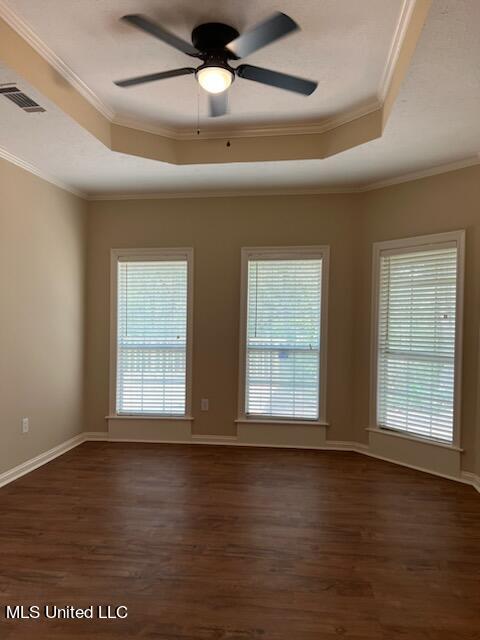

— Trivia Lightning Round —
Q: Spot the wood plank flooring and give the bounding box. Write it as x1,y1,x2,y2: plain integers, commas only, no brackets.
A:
0,442,479,639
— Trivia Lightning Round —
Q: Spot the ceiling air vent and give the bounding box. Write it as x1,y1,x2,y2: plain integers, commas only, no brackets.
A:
0,86,45,113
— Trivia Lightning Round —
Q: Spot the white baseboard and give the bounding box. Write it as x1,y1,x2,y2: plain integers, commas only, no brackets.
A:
191,434,237,445
100,431,368,452
1,431,478,495
83,430,108,441
84,431,358,450
82,432,480,493
0,432,85,488
360,449,466,486
319,440,369,452
461,471,480,493
230,440,370,452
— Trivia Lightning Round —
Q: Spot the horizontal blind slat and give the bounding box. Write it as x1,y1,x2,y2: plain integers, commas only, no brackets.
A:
246,258,322,419
377,246,457,443
116,260,188,415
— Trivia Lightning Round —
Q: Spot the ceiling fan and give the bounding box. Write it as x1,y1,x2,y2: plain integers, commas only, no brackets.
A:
114,12,318,117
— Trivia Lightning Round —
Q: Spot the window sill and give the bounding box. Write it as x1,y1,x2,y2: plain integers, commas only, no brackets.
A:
106,415,194,421
366,427,462,452
236,418,329,427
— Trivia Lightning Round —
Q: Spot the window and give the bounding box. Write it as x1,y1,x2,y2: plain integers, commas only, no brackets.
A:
239,246,329,422
111,249,193,417
372,231,464,444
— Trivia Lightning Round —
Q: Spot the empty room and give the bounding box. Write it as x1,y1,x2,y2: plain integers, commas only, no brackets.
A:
1,1,479,638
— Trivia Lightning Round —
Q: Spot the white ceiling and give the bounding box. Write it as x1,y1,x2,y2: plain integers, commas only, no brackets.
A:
0,0,479,197
3,0,405,132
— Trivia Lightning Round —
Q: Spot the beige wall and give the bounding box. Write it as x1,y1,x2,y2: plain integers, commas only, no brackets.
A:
2,155,478,479
86,166,480,476
355,165,480,473
85,195,357,442
0,159,87,475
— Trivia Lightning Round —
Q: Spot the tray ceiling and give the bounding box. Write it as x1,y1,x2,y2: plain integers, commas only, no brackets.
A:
1,0,479,198
2,0,407,134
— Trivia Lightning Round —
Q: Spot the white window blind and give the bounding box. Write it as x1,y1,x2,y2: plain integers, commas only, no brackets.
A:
377,245,458,443
245,257,323,419
116,259,188,415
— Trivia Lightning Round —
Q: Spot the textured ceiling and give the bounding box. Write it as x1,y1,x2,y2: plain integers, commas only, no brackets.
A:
0,0,479,197
3,0,405,132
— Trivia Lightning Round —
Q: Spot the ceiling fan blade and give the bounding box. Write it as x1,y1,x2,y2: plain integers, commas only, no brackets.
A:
226,12,298,59
122,14,199,57
236,64,317,95
209,92,228,117
114,67,196,88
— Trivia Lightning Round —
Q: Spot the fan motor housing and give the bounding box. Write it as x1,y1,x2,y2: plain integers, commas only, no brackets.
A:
191,23,239,57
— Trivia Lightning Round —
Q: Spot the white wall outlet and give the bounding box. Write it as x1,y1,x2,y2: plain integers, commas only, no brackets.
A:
201,399,209,411
21,417,29,433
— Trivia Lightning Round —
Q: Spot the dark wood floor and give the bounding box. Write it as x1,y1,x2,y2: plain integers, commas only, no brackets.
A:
0,443,479,639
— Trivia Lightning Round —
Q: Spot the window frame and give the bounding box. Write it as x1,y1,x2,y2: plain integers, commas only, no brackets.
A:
370,230,465,447
237,245,330,425
109,247,194,419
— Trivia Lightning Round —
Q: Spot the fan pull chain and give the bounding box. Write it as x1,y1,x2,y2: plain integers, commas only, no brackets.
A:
196,83,201,136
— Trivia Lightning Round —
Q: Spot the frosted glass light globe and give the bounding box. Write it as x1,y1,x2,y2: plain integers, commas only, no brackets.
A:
196,66,233,94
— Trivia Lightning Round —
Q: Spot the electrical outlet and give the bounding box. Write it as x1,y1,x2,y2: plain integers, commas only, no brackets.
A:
201,399,209,411
21,417,29,433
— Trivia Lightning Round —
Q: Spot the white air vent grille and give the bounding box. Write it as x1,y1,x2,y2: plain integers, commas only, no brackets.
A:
0,86,45,112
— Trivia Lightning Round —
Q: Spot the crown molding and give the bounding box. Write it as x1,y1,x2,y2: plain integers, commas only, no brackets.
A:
86,186,360,201
359,155,480,192
111,100,381,141
0,146,85,197
87,155,480,200
379,0,417,101
2,142,479,202
0,0,114,120
0,0,431,165
0,0,411,142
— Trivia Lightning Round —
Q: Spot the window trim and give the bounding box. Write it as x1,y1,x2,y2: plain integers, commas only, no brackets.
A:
237,245,330,425
109,247,194,419
370,230,465,447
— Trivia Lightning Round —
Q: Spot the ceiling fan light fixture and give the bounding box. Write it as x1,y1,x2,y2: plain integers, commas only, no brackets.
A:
196,66,233,94
115,13,318,117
